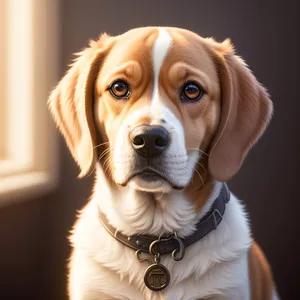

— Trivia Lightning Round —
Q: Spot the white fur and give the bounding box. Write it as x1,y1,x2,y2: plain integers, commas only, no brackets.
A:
151,28,172,106
113,104,197,193
112,28,194,193
272,292,280,300
69,168,252,300
68,28,266,300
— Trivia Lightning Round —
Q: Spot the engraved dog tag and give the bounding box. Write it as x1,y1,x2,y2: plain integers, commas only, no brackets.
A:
144,263,170,291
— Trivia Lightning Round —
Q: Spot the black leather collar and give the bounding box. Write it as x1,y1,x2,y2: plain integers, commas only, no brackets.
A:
98,183,230,259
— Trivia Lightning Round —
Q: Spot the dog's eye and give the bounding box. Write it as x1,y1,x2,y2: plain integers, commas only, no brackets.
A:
109,80,130,99
181,82,205,102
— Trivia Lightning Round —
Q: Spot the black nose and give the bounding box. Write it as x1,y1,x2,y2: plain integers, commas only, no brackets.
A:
129,125,170,157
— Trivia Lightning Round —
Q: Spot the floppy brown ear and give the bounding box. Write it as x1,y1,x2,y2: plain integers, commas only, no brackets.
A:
208,40,273,181
48,36,112,178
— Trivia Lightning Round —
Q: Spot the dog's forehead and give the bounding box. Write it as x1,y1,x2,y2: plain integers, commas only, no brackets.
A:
104,27,158,67
102,27,216,78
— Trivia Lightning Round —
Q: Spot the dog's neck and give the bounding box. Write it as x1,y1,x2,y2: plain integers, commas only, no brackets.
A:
93,165,223,237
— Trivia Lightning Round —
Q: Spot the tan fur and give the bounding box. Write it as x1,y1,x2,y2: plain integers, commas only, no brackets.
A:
158,30,222,209
162,30,221,155
48,26,272,186
207,45,273,182
248,242,276,300
48,35,115,177
184,158,215,210
93,29,157,178
48,27,276,299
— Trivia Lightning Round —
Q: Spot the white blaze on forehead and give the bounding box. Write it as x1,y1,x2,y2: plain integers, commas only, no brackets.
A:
152,28,172,106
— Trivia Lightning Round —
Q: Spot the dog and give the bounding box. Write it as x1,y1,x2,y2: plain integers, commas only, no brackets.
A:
49,27,279,300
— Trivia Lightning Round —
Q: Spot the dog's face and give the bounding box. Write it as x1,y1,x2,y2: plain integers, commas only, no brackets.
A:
94,28,221,193
49,27,272,194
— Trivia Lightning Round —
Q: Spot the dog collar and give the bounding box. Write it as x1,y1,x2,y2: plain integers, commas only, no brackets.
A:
98,183,230,258
98,183,230,291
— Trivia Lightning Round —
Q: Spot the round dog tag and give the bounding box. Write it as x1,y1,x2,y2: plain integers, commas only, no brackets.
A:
144,263,170,291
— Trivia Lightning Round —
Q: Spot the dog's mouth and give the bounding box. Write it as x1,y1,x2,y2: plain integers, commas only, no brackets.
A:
134,169,165,181
124,168,184,191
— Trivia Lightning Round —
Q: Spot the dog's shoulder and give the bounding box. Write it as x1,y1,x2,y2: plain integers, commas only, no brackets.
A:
248,241,278,300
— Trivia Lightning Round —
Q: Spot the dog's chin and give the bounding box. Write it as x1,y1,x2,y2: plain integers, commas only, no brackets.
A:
128,175,173,193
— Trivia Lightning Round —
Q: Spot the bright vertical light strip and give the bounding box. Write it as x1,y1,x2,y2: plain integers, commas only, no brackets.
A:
0,0,6,160
0,0,59,200
6,0,34,167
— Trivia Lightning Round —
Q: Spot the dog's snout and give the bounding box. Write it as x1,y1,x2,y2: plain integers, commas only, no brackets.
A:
129,125,169,157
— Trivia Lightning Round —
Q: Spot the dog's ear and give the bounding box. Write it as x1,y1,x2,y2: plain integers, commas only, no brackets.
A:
207,39,273,181
48,35,112,178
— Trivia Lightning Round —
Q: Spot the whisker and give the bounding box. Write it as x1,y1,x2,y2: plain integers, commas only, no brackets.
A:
193,167,204,187
156,190,165,200
103,149,115,179
86,158,101,178
187,148,209,157
98,148,110,161
87,147,112,178
188,155,206,174
103,156,112,178
87,155,102,177
196,162,206,174
93,141,109,149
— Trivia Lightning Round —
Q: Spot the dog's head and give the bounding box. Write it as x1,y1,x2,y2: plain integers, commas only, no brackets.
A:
49,27,272,194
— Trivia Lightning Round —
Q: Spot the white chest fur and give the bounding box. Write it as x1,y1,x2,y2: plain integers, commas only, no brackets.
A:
69,170,252,300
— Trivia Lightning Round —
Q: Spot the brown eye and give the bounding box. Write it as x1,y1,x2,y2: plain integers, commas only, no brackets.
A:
109,80,130,99
181,82,205,102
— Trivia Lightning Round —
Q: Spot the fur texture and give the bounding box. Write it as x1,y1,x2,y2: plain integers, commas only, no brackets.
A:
49,27,277,299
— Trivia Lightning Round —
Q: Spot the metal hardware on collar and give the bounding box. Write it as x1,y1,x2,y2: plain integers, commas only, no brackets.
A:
143,252,171,291
135,249,154,264
148,231,185,261
212,208,223,230
171,231,185,261
98,183,230,291
98,183,230,255
136,249,171,291
138,231,185,290
154,253,160,263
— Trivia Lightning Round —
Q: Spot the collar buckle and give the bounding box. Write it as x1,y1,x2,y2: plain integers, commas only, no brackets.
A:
149,231,186,261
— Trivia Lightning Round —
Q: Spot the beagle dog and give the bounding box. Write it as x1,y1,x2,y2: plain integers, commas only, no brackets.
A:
49,27,279,300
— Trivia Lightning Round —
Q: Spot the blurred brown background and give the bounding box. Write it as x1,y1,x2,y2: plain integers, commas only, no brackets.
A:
0,0,299,299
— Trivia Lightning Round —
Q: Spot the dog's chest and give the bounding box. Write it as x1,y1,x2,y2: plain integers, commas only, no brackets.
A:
70,194,251,300
74,235,249,300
